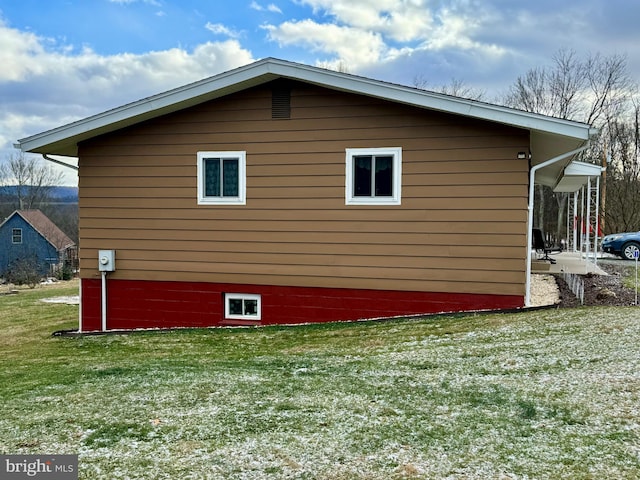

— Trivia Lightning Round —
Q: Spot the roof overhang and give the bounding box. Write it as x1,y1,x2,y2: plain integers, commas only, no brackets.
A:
16,58,597,173
553,160,605,193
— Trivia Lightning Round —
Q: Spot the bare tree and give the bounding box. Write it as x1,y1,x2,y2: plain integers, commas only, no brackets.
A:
504,49,590,120
503,49,639,239
506,66,554,116
413,75,486,101
602,104,640,232
585,53,635,126
317,60,350,74
0,151,64,210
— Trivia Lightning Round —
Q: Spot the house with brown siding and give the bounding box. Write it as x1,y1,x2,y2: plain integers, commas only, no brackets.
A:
16,58,597,332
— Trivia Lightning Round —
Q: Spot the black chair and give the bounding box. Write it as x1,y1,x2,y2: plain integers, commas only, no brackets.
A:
532,228,560,264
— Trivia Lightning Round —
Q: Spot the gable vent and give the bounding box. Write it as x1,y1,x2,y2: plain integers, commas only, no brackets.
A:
272,88,291,119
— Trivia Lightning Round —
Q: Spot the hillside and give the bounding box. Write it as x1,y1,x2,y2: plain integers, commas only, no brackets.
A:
0,185,78,203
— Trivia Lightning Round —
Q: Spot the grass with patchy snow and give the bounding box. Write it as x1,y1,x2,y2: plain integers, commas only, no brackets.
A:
1,281,640,479
622,263,640,295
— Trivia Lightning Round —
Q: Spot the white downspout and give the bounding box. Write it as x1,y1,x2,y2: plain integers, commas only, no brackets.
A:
572,190,579,253
79,281,83,332
42,154,79,171
101,271,108,332
525,144,590,307
43,152,81,330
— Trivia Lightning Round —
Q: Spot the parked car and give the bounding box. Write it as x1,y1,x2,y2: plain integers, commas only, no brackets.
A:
601,231,640,260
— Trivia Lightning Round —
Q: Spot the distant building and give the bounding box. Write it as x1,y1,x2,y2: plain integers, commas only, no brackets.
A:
0,209,76,278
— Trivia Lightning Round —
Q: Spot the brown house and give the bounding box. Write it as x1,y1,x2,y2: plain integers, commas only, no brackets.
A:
17,58,596,332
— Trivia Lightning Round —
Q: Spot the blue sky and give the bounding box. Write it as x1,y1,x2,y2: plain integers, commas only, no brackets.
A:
1,0,639,184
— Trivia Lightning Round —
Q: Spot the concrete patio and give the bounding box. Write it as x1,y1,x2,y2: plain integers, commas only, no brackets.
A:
531,251,607,275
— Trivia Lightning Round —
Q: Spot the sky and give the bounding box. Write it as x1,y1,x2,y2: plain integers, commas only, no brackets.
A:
1,0,639,185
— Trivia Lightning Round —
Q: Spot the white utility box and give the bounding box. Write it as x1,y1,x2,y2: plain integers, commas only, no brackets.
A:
98,250,116,272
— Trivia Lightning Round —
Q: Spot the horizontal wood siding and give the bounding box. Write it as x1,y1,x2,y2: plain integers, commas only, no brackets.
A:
78,81,529,297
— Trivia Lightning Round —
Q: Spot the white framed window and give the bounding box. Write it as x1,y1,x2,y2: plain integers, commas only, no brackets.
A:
12,228,22,244
224,293,261,320
197,151,246,205
345,147,402,205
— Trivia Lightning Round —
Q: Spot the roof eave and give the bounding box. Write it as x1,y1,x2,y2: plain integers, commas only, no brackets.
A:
18,59,282,156
17,58,595,157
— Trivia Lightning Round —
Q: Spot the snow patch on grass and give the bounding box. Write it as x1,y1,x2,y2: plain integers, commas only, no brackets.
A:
2,303,640,478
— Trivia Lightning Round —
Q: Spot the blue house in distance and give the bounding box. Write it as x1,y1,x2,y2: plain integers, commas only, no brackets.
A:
0,210,76,278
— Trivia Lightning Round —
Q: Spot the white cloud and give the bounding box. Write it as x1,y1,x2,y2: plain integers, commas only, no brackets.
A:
205,22,242,39
265,19,388,69
0,18,254,165
263,0,508,75
108,0,162,6
0,20,50,82
296,0,434,43
421,6,505,56
250,1,282,13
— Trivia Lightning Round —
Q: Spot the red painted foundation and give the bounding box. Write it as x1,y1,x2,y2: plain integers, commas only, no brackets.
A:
80,278,524,332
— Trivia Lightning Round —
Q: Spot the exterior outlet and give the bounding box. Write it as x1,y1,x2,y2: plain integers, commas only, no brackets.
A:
98,250,116,272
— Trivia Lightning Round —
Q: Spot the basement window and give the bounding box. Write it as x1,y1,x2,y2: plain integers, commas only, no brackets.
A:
197,151,246,205
345,147,402,205
12,228,22,244
224,293,261,321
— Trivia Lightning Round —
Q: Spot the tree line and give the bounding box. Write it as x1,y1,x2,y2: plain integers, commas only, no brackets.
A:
416,48,640,242
503,49,639,242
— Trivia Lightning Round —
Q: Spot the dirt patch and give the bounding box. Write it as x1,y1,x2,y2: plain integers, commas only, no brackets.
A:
556,263,639,307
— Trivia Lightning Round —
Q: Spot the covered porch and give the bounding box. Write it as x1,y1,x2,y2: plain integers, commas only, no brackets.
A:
531,251,607,275
527,156,605,305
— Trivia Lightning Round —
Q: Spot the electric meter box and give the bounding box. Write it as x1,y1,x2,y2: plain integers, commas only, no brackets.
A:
98,250,116,272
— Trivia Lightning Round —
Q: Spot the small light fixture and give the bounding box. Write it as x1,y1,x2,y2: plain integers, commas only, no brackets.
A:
517,151,527,159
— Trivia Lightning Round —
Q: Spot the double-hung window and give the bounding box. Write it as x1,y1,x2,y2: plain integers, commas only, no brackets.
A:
345,147,402,205
197,151,246,205
12,228,22,244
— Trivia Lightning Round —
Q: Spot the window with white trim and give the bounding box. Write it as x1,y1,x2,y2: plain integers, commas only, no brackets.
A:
224,293,261,320
197,151,246,205
345,147,402,205
12,228,22,244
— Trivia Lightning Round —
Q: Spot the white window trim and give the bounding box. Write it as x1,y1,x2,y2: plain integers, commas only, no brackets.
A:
345,147,402,205
224,293,262,321
12,228,22,244
197,151,247,205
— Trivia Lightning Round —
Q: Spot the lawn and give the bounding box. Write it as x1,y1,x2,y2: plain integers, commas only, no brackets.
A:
1,281,640,479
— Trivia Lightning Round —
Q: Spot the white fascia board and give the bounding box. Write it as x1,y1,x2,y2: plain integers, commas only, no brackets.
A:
18,58,595,155
270,59,594,141
18,60,279,155
552,160,605,192
563,160,605,177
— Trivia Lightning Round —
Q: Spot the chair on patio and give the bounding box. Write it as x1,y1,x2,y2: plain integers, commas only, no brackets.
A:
532,228,562,264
